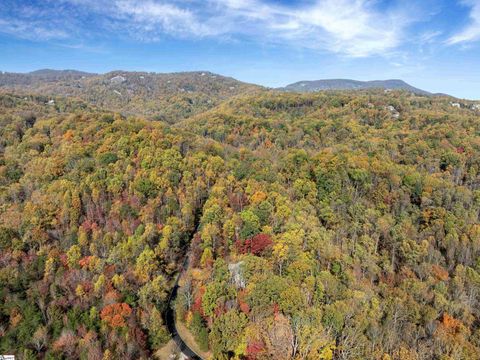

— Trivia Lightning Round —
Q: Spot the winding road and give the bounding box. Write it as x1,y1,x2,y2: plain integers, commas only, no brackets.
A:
164,243,203,359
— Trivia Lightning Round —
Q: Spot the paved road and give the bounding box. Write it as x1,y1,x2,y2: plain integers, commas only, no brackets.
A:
164,249,203,360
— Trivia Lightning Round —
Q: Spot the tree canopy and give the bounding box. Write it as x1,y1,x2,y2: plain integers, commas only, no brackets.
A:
1,89,480,359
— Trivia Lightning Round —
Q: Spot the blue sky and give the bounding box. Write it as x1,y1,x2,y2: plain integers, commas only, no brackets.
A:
1,0,480,99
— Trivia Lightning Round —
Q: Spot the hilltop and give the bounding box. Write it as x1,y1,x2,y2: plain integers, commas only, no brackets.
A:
0,70,262,123
280,78,432,96
1,71,462,123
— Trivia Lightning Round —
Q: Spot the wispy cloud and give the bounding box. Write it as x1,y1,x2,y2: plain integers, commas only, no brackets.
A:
101,0,424,57
113,0,221,38
0,1,71,40
0,0,430,57
0,18,69,40
240,0,412,57
447,0,480,44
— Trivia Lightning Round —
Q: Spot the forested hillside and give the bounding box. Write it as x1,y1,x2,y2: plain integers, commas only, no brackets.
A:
0,71,262,123
0,93,226,358
279,79,430,95
1,88,480,360
177,91,480,359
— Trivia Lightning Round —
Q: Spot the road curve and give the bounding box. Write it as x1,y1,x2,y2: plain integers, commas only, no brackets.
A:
164,249,203,360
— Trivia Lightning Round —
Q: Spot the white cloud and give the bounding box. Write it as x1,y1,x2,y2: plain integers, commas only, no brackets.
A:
210,0,416,57
447,0,480,44
0,1,71,40
419,30,443,44
113,0,220,38
0,0,426,57
0,18,69,40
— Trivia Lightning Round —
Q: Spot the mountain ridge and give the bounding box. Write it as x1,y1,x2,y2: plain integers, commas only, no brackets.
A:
279,78,433,96
0,69,455,98
0,70,263,122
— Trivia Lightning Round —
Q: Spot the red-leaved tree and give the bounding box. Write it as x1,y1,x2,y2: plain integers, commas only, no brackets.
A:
236,233,273,255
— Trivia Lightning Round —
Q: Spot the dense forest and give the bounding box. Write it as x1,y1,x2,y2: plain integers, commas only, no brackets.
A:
0,71,262,123
1,85,480,360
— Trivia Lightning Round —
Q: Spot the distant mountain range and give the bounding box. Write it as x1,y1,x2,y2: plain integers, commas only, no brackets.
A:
0,70,453,121
279,79,434,96
0,69,96,85
0,69,261,122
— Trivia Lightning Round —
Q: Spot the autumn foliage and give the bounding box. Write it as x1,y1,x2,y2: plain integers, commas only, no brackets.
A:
431,264,449,281
246,341,265,359
236,233,273,255
440,313,463,335
100,303,132,328
2,89,480,359
78,255,94,268
192,287,206,316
